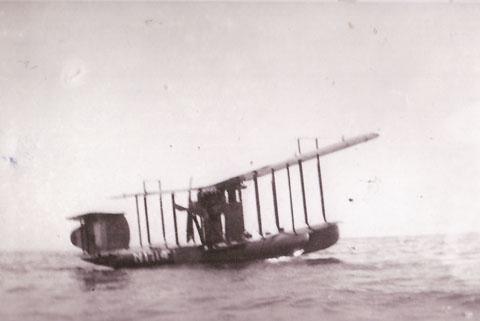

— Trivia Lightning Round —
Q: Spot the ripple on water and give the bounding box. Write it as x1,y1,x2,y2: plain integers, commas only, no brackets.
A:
1,234,480,321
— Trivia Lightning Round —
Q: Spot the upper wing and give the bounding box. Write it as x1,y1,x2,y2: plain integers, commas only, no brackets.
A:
111,132,379,199
212,132,379,187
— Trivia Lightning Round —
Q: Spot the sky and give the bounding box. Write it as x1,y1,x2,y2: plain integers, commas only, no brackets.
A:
1,2,479,251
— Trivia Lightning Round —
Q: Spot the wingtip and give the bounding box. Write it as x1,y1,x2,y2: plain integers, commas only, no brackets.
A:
368,132,380,139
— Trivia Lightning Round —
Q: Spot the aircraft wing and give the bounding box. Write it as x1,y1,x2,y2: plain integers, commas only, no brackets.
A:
111,132,379,199
212,132,379,187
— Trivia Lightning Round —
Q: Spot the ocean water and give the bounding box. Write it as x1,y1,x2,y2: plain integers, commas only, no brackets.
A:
1,233,479,321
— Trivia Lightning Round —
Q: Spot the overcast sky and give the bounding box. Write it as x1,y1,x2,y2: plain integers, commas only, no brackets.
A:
1,2,479,250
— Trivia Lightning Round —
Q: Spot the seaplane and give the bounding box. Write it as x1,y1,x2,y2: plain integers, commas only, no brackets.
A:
69,133,379,268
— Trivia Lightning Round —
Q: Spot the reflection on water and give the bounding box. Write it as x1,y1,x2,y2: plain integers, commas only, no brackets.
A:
72,268,130,292
302,257,343,265
1,234,480,321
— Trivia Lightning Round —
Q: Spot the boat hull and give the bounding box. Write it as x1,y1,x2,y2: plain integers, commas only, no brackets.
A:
82,222,339,268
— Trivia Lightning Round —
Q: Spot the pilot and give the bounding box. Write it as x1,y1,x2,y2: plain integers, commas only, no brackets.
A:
175,190,226,248
199,191,225,248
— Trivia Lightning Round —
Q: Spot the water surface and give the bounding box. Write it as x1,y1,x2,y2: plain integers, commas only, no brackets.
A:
1,233,479,321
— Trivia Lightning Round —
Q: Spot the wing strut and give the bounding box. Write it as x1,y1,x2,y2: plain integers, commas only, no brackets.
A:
271,169,281,232
298,159,310,228
253,171,263,238
158,181,168,247
187,178,196,244
315,138,327,222
286,164,296,234
143,182,152,246
171,193,180,246
134,195,143,247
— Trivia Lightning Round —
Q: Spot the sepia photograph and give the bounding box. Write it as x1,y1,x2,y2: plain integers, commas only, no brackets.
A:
1,1,479,321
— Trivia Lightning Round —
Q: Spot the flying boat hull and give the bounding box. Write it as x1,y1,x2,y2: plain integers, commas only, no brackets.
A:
81,223,338,268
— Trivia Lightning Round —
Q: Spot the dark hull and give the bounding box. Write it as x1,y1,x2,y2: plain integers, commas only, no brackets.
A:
82,223,339,268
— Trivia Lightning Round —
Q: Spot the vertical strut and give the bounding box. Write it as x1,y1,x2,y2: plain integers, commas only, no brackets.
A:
158,181,167,245
198,189,206,244
298,160,310,228
271,168,281,232
253,171,263,237
316,138,327,222
135,195,143,247
188,178,196,243
143,182,151,245
171,193,180,246
286,164,296,234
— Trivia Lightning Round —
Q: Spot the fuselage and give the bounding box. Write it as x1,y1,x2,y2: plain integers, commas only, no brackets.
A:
82,222,339,268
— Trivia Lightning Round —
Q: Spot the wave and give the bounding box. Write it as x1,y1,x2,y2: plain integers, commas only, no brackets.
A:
2,234,480,321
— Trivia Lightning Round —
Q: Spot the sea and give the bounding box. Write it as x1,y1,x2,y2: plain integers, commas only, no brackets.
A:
1,233,479,321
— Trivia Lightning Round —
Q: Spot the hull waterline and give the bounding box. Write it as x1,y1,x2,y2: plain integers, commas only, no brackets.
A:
81,222,339,268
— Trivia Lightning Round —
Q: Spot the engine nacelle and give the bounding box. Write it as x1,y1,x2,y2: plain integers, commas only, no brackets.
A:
70,213,130,255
